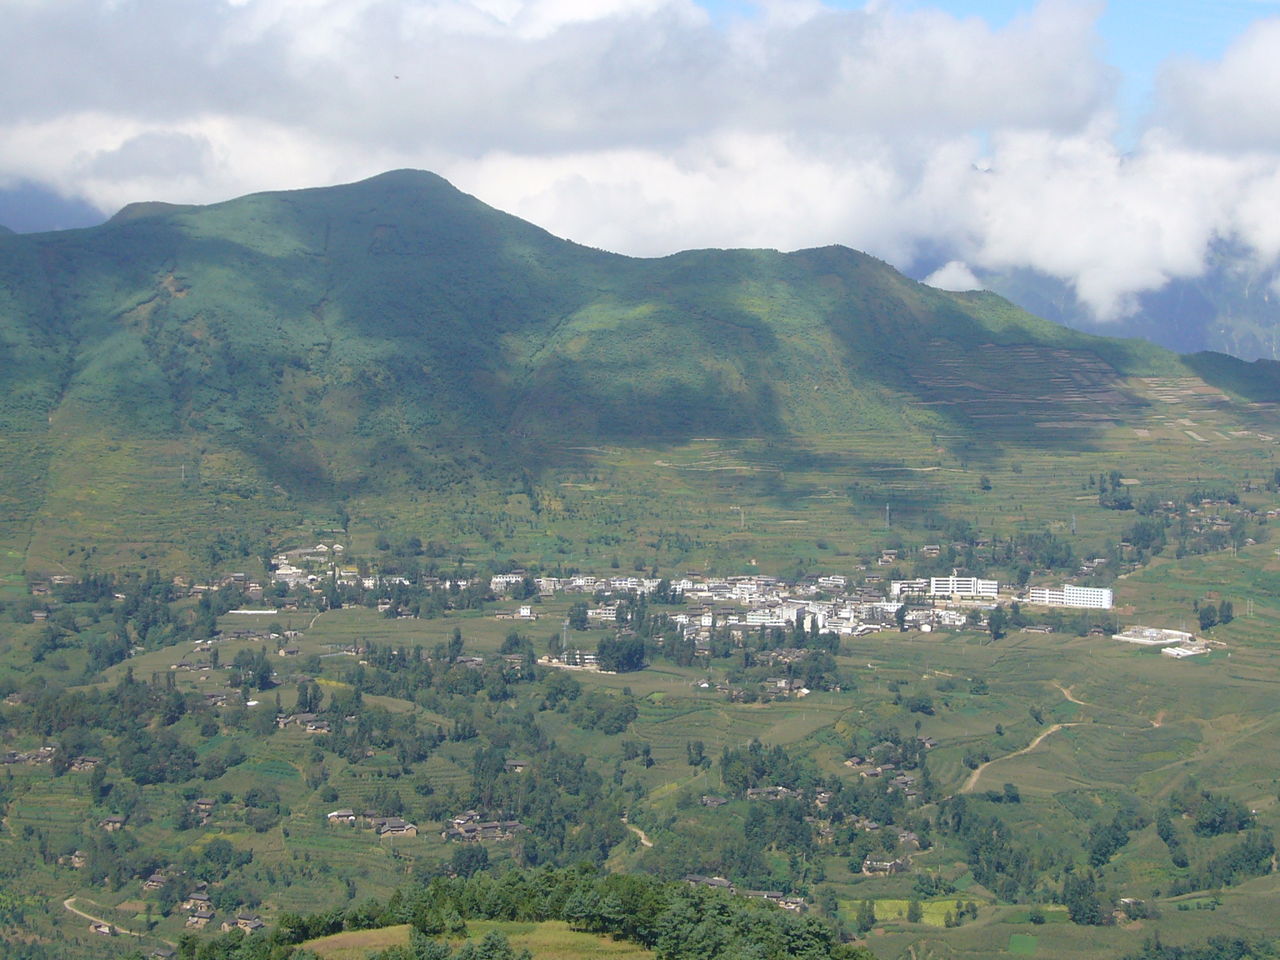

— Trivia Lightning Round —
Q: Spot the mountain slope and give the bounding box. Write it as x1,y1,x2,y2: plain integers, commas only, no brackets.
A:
0,169,1276,578
974,243,1280,361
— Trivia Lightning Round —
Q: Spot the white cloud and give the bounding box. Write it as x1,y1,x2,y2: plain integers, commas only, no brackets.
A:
924,261,982,292
1156,17,1280,152
1,0,1280,325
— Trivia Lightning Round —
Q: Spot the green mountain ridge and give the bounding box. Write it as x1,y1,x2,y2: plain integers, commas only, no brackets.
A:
0,169,1277,577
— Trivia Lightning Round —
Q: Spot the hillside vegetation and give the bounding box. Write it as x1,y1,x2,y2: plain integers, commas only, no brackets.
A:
1,170,1277,585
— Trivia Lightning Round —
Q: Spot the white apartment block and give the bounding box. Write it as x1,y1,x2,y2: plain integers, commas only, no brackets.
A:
1026,584,1113,610
929,575,999,600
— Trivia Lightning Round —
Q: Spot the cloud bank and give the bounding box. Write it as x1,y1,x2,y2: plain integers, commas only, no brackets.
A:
4,0,1280,318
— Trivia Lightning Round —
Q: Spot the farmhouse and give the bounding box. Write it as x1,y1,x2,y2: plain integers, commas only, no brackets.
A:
684,874,734,891
745,785,799,801
374,817,418,837
862,857,909,875
442,817,526,842
740,890,807,912
142,871,168,891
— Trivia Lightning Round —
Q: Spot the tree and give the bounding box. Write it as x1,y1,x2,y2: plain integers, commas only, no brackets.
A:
568,603,589,631
855,899,876,933
596,635,645,673
906,900,923,923
894,605,907,631
987,605,1007,641
1062,870,1106,925
1219,600,1234,624
451,844,490,878
1198,603,1219,632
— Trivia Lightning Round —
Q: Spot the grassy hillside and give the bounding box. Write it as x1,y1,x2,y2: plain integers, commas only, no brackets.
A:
0,169,1277,586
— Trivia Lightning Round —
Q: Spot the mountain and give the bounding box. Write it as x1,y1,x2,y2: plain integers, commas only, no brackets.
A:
0,169,1277,580
973,241,1280,361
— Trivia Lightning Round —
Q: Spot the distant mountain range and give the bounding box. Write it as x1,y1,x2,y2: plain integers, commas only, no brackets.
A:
0,169,1277,573
967,242,1280,361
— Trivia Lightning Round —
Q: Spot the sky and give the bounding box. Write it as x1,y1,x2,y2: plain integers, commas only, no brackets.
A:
5,0,1280,318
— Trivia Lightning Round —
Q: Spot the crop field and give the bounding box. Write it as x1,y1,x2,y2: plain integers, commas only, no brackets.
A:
5,387,1280,957
304,920,656,960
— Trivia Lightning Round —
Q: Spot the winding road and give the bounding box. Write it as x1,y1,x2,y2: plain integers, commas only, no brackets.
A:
959,723,1080,793
63,897,161,942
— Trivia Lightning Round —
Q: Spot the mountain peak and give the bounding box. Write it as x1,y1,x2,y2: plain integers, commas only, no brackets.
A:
107,200,199,224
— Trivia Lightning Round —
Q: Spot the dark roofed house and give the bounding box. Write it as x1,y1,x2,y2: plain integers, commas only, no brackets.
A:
683,874,734,891
142,872,168,891
376,817,418,838
99,815,126,832
745,785,798,801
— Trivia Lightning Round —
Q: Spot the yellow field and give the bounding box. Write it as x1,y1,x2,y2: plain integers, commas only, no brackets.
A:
304,920,655,960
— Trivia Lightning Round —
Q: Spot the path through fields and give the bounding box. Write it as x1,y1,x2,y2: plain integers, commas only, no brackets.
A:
1052,681,1088,706
625,823,654,847
62,897,174,944
959,723,1080,793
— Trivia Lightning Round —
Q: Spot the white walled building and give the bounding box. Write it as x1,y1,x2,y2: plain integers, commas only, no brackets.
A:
929,576,998,600
1026,584,1113,610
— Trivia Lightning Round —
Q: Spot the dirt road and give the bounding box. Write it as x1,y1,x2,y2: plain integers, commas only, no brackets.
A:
960,723,1079,793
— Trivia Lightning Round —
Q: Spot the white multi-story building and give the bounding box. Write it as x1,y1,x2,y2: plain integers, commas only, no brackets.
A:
929,576,998,600
1026,584,1113,610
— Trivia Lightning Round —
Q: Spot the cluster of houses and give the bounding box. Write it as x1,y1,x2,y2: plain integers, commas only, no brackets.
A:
843,757,921,800
325,808,420,837
506,568,1117,653
278,712,331,734
441,810,527,843
181,890,217,929
268,545,349,590
1,745,57,765
682,874,807,912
